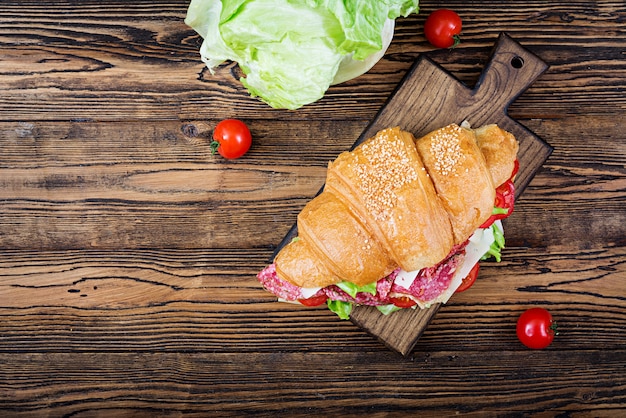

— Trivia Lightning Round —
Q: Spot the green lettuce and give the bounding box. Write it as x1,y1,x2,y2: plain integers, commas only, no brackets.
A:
376,304,402,315
185,0,419,109
327,300,353,320
327,281,377,319
481,222,506,262
336,280,377,298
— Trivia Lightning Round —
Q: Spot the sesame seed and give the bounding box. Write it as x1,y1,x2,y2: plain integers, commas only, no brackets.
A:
429,124,466,176
352,128,419,222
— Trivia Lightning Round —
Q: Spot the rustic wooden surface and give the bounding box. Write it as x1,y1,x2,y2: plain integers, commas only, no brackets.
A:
1,0,625,416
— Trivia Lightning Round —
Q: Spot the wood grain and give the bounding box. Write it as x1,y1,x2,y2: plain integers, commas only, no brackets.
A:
0,0,625,415
0,349,624,417
1,2,624,122
0,245,623,352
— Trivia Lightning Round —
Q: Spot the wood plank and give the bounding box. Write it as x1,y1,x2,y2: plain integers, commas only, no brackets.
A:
0,116,626,251
0,3,624,121
0,246,623,353
0,119,359,249
0,115,622,251
0,350,624,416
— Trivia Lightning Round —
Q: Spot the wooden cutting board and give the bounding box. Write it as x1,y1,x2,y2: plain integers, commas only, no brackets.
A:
273,33,553,356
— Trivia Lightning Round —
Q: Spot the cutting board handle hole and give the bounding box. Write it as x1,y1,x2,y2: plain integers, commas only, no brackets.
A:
511,56,525,69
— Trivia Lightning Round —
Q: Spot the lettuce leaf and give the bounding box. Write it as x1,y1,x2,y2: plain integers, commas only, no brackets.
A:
185,0,419,109
336,280,377,298
481,221,506,262
376,304,402,315
327,300,353,320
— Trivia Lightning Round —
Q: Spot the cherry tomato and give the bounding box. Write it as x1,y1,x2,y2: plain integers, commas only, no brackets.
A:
297,294,328,307
211,119,252,159
424,9,462,49
456,262,480,293
389,296,417,308
516,308,558,349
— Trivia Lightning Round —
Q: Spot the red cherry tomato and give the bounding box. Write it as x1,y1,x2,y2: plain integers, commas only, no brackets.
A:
389,296,417,308
456,262,480,293
424,9,462,49
211,119,252,159
297,294,328,307
516,308,558,349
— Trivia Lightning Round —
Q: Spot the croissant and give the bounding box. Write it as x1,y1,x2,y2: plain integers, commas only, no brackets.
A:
259,123,519,315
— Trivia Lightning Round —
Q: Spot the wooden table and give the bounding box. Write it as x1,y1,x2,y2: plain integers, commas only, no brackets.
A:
1,1,624,416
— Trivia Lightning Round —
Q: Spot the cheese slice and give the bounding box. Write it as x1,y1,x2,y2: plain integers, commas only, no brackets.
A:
394,220,502,303
300,286,323,299
277,286,323,304
438,220,502,302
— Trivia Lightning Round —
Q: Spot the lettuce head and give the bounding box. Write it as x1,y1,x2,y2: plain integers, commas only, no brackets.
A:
185,0,419,110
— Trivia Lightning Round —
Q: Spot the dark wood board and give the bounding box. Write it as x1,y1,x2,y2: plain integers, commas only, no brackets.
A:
272,33,553,356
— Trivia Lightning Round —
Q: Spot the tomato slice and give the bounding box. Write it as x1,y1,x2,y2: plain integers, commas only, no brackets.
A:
389,296,417,308
297,294,328,307
456,262,480,293
480,179,516,228
511,159,520,179
494,180,515,211
479,159,519,228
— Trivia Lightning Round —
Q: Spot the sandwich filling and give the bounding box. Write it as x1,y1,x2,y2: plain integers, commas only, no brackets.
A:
258,221,505,319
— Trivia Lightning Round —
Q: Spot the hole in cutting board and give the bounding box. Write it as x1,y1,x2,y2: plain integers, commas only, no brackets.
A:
511,56,524,69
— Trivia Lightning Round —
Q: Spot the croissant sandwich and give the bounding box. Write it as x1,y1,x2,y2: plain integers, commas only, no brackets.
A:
258,123,519,319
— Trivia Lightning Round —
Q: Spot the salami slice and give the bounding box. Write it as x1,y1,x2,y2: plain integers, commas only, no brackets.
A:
257,264,303,301
391,253,463,302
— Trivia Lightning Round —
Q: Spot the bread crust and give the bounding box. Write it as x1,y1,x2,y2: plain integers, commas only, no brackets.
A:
273,123,519,289
274,238,342,289
474,124,520,186
325,127,454,273
298,191,395,287
415,124,495,244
